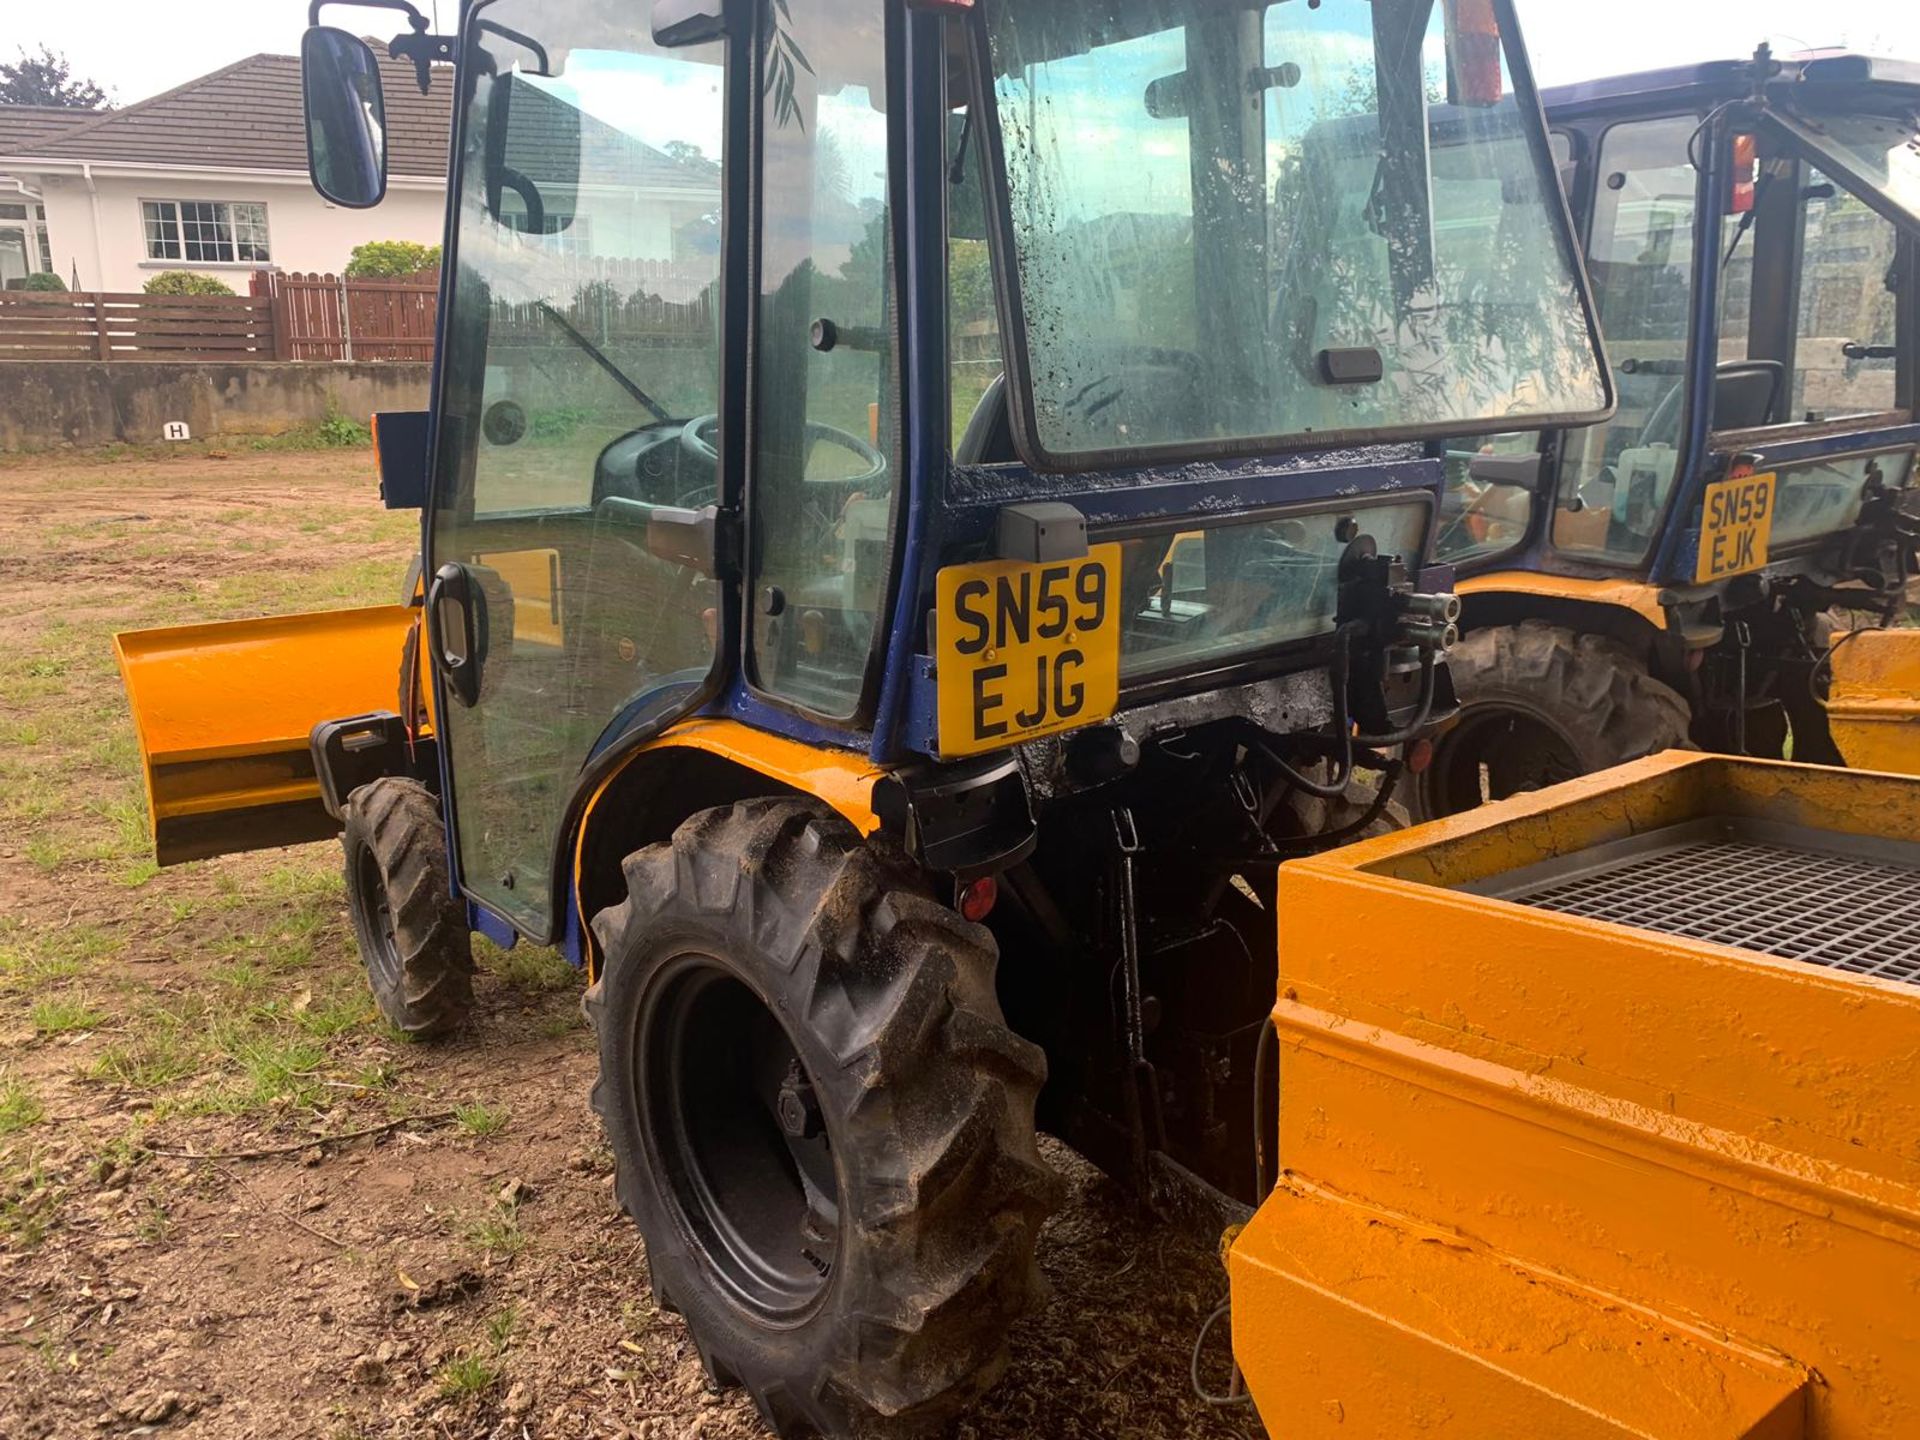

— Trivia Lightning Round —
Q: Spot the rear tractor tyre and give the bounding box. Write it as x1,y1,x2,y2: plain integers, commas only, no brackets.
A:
341,778,475,1039
1277,769,1409,842
586,799,1061,1438
1410,621,1692,821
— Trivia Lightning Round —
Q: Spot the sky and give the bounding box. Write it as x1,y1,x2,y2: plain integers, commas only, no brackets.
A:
14,0,1920,110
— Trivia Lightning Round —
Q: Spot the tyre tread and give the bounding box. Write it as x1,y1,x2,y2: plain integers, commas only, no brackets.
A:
342,778,474,1039
588,799,1061,1436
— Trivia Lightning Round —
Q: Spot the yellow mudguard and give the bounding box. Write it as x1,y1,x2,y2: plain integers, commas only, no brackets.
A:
114,606,415,866
1828,627,1920,777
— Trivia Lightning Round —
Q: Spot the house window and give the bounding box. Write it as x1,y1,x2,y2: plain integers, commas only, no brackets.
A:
141,200,271,263
2,202,54,277
503,209,592,258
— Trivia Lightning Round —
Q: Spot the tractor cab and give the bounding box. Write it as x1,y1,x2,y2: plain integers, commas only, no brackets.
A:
272,0,1610,944
118,1,1611,1430
1412,49,1920,815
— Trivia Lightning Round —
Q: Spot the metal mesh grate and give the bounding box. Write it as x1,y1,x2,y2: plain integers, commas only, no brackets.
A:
1507,838,1920,984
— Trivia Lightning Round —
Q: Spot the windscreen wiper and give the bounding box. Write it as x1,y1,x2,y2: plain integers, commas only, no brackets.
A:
534,301,671,423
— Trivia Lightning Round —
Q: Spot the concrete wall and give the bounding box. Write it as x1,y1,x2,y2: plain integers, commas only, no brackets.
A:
0,361,431,451
33,172,445,294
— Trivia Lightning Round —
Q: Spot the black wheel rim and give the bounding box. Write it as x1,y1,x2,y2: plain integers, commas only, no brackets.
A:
356,845,403,995
640,955,840,1321
1422,706,1584,817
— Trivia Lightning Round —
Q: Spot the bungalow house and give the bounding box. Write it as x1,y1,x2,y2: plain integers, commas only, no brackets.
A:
0,48,452,292
0,105,76,285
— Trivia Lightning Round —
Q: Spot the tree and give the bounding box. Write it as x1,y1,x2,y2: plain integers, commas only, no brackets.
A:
0,45,109,109
661,140,718,176
143,271,234,296
344,240,442,279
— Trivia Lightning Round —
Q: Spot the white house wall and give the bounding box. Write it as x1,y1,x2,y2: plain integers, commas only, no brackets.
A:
32,170,446,292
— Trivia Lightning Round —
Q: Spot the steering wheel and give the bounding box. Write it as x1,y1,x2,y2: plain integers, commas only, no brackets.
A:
1638,378,1687,453
678,415,888,487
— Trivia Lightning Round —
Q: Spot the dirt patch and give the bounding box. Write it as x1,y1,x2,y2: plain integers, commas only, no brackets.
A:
0,447,1252,1440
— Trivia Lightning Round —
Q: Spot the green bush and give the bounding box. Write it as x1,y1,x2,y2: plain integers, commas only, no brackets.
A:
344,241,441,279
247,402,371,452
18,272,66,292
314,406,372,447
143,271,234,297
529,405,593,442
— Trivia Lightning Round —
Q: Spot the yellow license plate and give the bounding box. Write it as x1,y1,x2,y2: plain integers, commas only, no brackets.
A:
1695,471,1777,584
935,546,1123,758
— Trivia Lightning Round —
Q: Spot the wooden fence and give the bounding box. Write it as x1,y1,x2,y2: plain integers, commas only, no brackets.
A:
252,270,439,362
0,290,278,362
0,272,442,363
0,261,726,364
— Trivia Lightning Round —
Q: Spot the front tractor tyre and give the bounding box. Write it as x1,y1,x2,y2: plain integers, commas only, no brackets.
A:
1412,621,1692,820
341,778,476,1039
587,800,1061,1438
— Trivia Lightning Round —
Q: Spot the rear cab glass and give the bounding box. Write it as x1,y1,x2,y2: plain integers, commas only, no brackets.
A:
971,0,1611,471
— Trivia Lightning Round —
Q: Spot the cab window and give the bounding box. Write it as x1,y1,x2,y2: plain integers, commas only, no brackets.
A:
1430,126,1579,569
748,1,896,718
1790,167,1901,423
948,98,1006,457
1553,115,1735,565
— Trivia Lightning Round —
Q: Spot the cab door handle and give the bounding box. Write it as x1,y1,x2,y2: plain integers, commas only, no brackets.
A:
426,562,486,707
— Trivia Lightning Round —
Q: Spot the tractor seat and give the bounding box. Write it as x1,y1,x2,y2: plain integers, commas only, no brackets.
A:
1713,360,1786,431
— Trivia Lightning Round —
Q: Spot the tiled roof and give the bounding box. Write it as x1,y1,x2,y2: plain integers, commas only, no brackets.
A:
0,103,98,155
504,79,720,194
3,49,452,179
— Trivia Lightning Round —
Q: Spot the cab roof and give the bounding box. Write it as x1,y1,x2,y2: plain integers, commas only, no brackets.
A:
1541,51,1920,120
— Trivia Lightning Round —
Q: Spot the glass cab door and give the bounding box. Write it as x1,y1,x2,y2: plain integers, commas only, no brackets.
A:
745,1,897,721
425,0,732,935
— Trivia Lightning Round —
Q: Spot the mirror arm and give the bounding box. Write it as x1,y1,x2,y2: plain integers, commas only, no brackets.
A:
308,0,422,28
306,0,454,91
388,31,456,93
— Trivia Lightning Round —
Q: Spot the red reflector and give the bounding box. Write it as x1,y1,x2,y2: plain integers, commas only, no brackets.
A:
959,875,998,923
1406,737,1435,775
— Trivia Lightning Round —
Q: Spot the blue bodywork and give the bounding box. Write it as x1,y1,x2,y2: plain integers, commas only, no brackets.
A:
397,0,1584,956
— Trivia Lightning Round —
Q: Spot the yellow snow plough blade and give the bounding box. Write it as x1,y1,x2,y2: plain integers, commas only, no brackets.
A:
1827,627,1920,777
1234,752,1920,1439
114,606,415,866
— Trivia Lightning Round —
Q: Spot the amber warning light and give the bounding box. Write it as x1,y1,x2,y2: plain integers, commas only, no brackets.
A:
1730,134,1758,214
1444,0,1503,107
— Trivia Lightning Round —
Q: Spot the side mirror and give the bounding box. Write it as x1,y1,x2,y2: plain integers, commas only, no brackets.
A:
303,27,388,208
